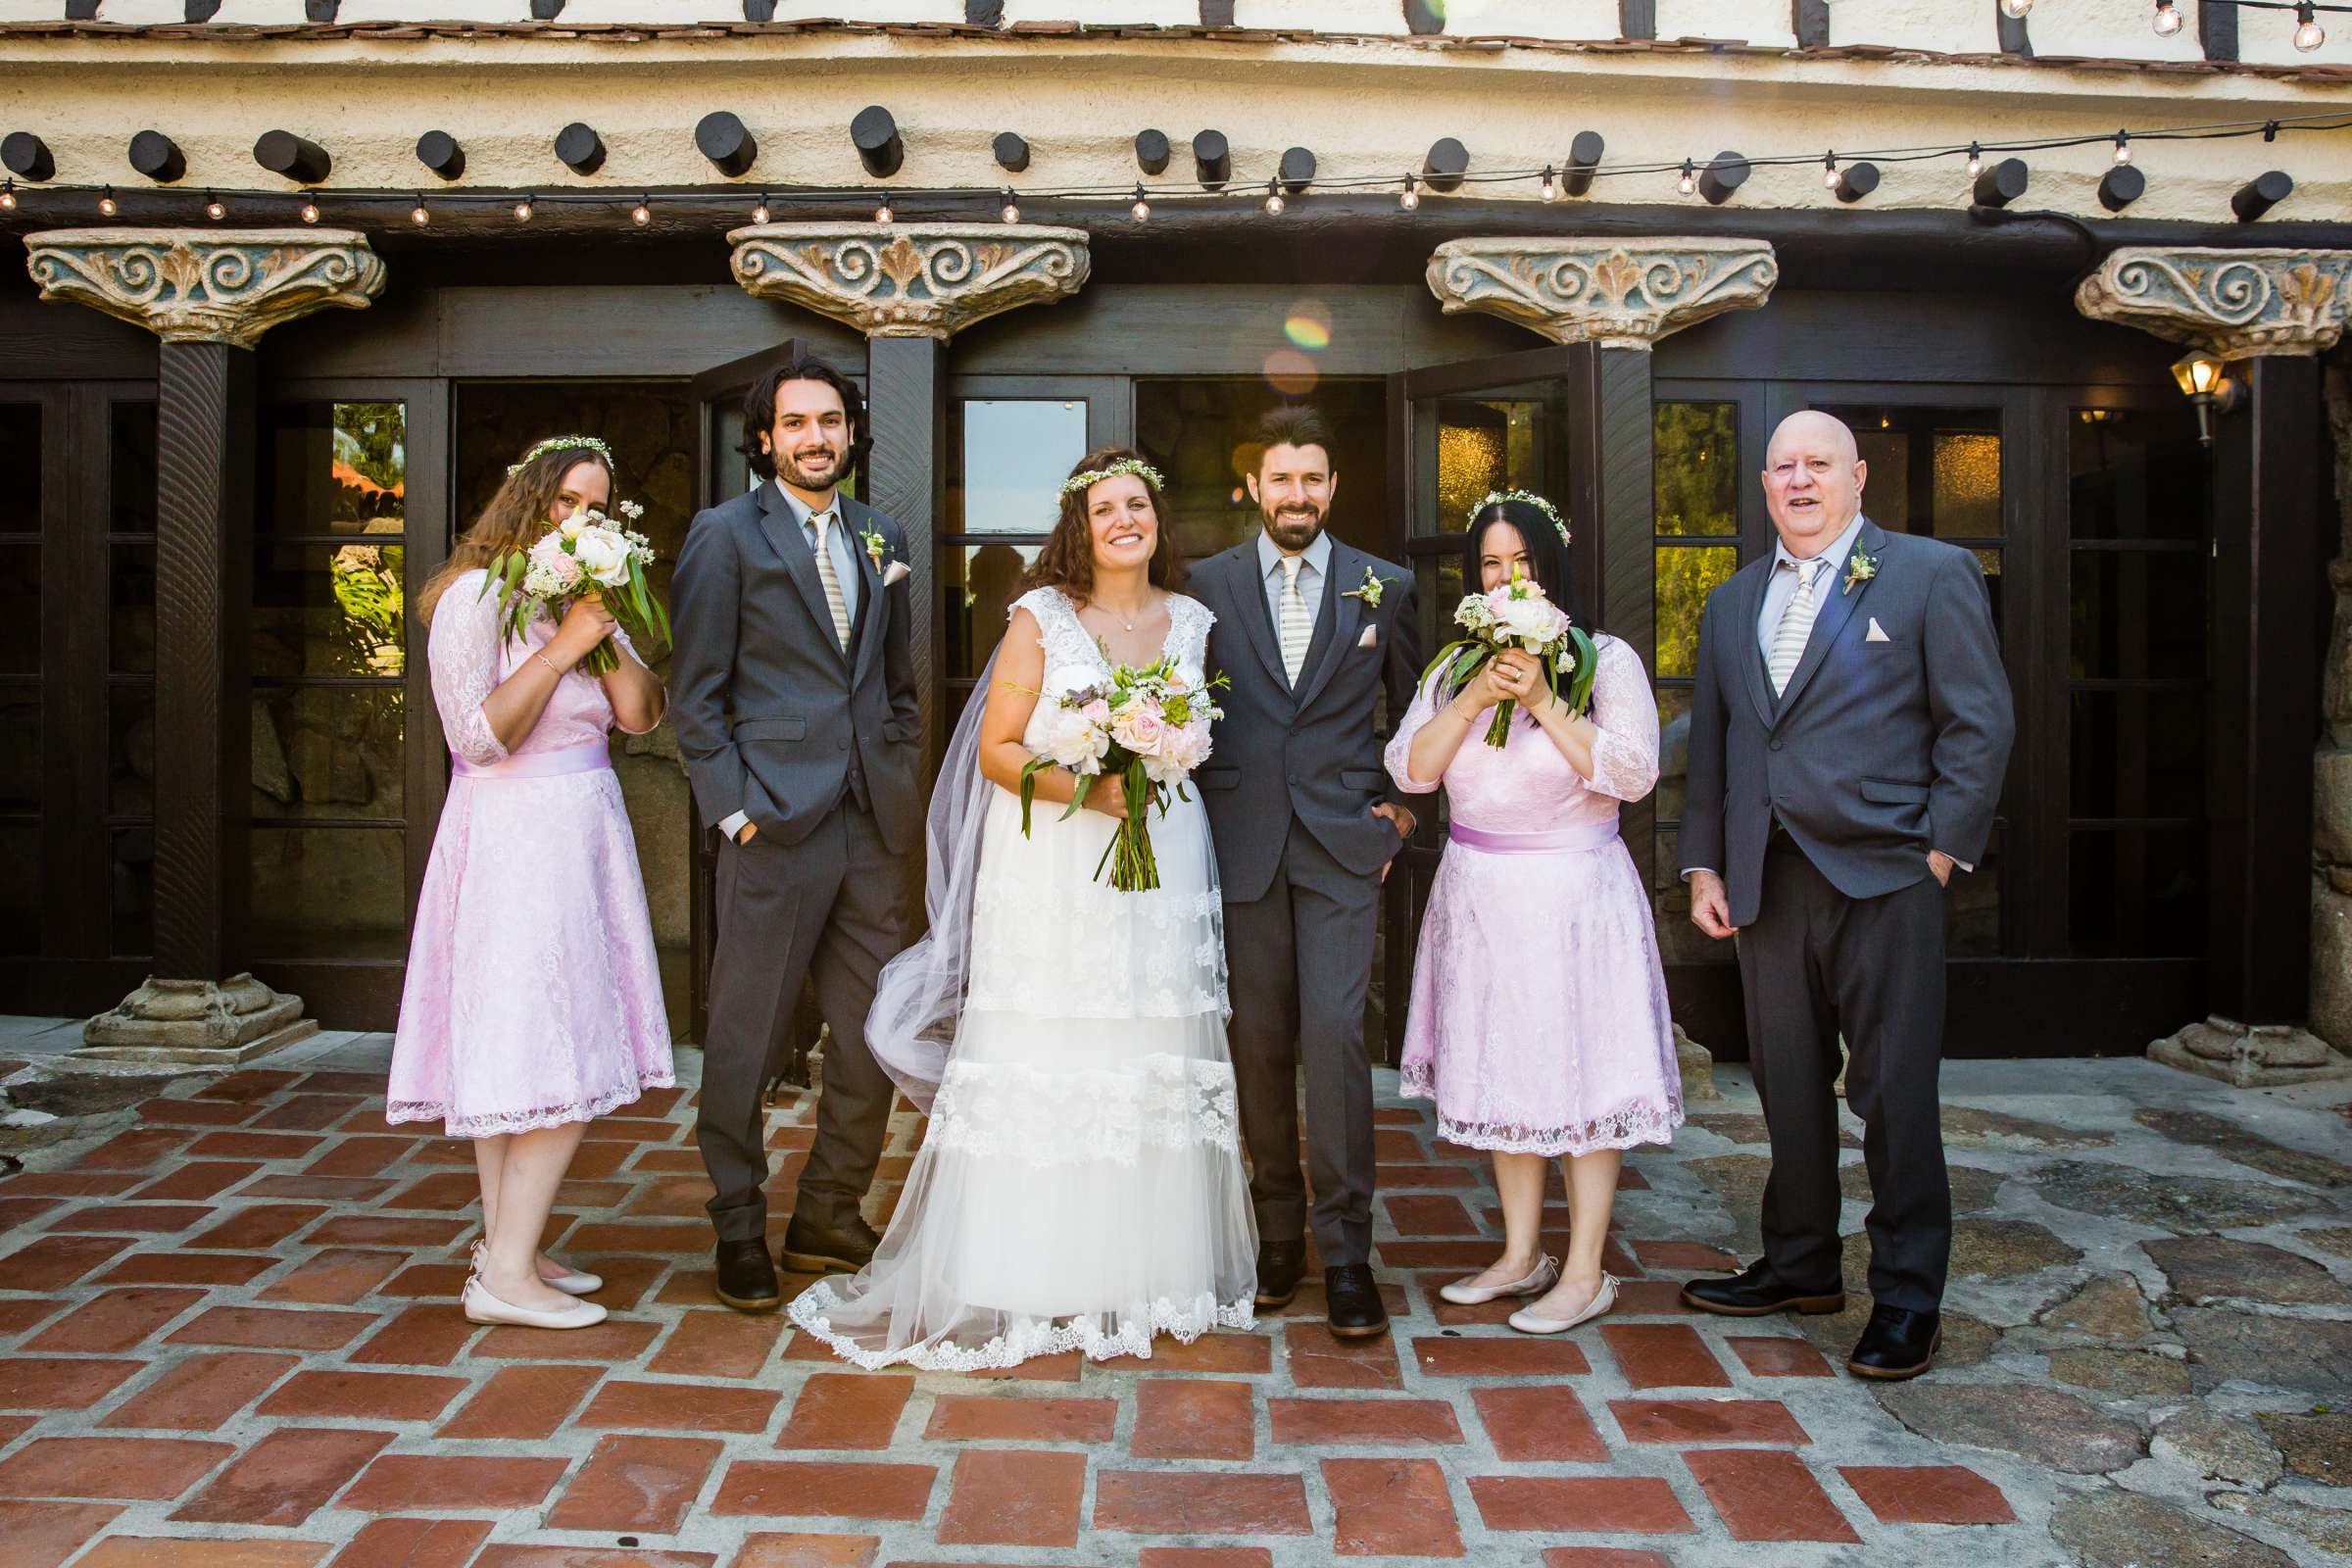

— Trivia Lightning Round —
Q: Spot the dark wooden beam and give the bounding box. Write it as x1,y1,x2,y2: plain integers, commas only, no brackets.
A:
1200,0,1237,24
1592,346,1656,886
1403,0,1445,33
2206,354,2326,1026
1995,0,2034,56
1792,0,1830,48
2199,0,2239,59
1618,0,1656,40
864,336,942,754
151,340,255,983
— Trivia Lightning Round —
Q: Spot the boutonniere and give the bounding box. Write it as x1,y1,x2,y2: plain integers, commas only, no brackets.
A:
858,525,888,571
1842,549,1879,596
1341,566,1394,608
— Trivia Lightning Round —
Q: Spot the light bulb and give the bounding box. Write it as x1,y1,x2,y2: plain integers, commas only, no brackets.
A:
631,199,651,225
98,186,119,218
1263,179,1284,216
2000,0,2032,17
1823,155,1840,190
1540,166,1557,202
1966,143,1984,177
2153,0,2182,35
299,200,318,223
2294,4,2324,49
1,181,17,212
204,192,224,220
514,198,534,221
1000,190,1020,223
752,195,770,223
874,198,893,223
1677,160,1696,197
409,199,428,225
2112,132,2132,166
1131,185,1151,221
1399,174,1419,210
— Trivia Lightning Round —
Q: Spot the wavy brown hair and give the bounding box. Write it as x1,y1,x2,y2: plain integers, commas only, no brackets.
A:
416,443,616,625
1019,446,1184,605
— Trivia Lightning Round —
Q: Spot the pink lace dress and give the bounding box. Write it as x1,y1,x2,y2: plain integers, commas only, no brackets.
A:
387,569,674,1138
1385,635,1682,1156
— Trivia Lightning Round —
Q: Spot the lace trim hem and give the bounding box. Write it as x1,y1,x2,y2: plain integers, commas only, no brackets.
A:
785,1280,1257,1373
385,1074,675,1139
1398,1064,1682,1155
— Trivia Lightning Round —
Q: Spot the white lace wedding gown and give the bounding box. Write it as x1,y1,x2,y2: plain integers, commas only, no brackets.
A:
786,587,1258,1369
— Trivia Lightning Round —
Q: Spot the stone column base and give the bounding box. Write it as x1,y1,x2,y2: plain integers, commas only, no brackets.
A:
76,974,318,1067
2146,1014,2352,1088
1673,1024,1721,1102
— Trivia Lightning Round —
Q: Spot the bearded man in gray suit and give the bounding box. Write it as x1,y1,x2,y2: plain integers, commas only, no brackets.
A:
670,355,921,1313
1678,410,2013,1380
1191,406,1422,1341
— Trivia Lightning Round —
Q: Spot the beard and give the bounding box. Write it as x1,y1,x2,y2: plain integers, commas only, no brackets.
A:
1261,498,1325,553
775,443,849,492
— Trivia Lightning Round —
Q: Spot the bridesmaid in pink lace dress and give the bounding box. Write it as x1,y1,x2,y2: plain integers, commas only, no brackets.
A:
390,438,674,1331
1386,494,1681,1335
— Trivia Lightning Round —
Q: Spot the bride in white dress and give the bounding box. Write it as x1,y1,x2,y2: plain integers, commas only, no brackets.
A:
787,447,1257,1370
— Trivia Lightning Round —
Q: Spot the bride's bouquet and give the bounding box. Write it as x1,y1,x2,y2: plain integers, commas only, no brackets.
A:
1424,567,1599,747
1019,657,1227,892
478,500,671,675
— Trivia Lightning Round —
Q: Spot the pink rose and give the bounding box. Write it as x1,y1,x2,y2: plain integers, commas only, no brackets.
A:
1112,705,1167,754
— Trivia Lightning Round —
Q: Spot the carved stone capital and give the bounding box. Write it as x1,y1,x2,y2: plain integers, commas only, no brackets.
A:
2075,248,2352,359
728,222,1090,340
1425,237,1778,350
24,228,385,351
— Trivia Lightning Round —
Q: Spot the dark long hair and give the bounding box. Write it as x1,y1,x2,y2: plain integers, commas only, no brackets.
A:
1020,446,1185,605
1463,496,1598,639
736,353,872,483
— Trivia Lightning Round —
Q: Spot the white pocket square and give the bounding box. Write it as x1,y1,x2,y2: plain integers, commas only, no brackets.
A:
882,561,911,587
1357,625,1379,649
1866,617,1890,643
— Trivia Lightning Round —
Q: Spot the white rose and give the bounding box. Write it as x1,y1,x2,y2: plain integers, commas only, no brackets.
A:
1499,597,1562,645
571,526,633,587
1042,708,1107,773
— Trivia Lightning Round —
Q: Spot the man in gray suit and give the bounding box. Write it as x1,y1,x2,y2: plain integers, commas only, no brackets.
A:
1678,410,2013,1379
1192,406,1422,1340
669,355,921,1312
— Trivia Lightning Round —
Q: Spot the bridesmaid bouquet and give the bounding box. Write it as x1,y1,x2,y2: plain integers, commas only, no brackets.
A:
478,500,672,676
1425,568,1599,747
1019,658,1227,892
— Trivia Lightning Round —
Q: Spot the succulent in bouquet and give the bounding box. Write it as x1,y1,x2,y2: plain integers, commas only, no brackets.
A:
478,499,671,676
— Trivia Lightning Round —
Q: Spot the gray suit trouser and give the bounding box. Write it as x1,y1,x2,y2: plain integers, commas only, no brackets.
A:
1225,821,1382,1268
698,799,906,1245
1740,835,1950,1312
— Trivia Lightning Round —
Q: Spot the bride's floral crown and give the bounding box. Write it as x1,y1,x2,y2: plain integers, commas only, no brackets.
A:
509,434,614,476
1472,488,1572,546
1061,458,1166,496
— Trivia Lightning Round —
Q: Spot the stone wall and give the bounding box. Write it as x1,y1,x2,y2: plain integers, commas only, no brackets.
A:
2315,353,2352,1050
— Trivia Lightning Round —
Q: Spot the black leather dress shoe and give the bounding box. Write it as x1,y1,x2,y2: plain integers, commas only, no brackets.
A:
1323,1263,1390,1341
713,1238,780,1312
1680,1258,1846,1317
1254,1239,1306,1309
1847,1304,1940,1380
780,1215,881,1276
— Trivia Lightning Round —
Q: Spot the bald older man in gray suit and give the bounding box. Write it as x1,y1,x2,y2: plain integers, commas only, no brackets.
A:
1677,411,2013,1382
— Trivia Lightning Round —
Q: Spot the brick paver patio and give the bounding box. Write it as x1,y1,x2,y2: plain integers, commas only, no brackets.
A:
3,1025,2348,1566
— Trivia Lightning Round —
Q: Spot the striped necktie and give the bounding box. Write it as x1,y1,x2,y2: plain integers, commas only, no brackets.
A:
1767,557,1823,698
808,510,853,653
1278,555,1312,686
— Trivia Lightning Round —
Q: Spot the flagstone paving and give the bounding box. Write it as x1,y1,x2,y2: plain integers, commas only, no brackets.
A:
2,1020,2349,1567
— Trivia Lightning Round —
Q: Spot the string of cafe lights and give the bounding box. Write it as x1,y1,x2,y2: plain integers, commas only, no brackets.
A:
2007,0,2347,49
2,106,2347,230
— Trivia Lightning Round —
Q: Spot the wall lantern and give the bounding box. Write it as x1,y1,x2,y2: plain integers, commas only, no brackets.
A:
2170,350,2237,445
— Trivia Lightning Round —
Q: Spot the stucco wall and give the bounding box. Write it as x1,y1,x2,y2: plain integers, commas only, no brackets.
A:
0,25,2342,225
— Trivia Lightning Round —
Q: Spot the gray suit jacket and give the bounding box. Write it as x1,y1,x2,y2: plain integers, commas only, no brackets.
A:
1193,537,1423,905
1679,518,2015,929
669,483,922,856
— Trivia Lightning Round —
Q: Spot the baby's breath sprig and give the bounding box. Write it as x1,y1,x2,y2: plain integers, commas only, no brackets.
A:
1471,488,1572,546
1062,458,1166,496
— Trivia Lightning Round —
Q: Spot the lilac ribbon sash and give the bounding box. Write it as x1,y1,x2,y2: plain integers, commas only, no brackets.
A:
1447,817,1621,855
451,740,612,780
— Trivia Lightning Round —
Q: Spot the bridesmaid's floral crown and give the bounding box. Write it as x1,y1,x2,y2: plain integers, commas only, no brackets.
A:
509,434,613,475
1472,488,1572,546
1061,458,1166,496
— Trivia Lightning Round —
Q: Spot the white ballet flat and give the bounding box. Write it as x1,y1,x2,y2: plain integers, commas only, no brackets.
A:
472,1241,600,1298
1508,1273,1619,1335
1440,1253,1561,1306
463,1275,608,1330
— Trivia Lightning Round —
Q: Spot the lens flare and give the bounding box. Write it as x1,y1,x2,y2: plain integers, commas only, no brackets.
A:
1283,299,1333,351
1262,349,1317,396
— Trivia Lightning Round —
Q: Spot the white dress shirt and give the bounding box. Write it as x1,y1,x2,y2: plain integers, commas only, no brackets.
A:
719,482,859,842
